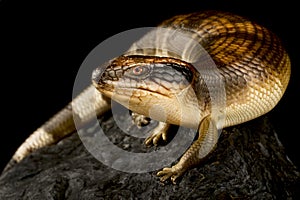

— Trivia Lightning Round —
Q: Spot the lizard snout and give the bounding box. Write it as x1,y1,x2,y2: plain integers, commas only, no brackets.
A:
92,67,103,85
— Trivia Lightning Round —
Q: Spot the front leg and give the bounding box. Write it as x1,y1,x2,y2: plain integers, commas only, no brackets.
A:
157,116,218,183
130,112,171,146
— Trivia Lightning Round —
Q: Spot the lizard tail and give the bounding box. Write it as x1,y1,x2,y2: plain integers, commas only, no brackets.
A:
2,85,111,173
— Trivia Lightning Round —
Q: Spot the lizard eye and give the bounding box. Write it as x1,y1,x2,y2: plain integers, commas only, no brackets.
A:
133,66,143,75
128,65,150,77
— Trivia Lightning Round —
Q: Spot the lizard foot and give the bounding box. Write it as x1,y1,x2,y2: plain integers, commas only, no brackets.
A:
131,112,150,127
144,129,167,146
157,164,186,184
144,122,170,146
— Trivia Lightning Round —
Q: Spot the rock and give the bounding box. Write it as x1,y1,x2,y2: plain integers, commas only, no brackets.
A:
0,113,299,199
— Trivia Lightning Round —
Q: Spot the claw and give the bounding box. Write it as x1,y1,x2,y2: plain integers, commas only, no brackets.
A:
157,167,174,183
144,122,170,146
157,165,185,184
144,131,167,146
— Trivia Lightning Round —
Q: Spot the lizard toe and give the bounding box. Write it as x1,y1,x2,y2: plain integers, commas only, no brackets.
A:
157,165,185,184
131,112,150,128
144,131,167,146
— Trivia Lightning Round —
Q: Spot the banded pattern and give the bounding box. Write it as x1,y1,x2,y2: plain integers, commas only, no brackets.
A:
158,11,290,126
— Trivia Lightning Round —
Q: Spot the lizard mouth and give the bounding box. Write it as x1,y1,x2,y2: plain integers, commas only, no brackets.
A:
93,81,171,103
105,86,170,98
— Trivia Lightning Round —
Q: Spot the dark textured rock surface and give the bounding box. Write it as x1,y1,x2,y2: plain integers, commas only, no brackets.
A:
1,114,299,199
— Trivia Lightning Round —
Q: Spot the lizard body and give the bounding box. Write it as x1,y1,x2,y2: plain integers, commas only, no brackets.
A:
4,11,290,183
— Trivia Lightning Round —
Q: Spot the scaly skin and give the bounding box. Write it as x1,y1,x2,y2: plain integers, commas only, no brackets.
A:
93,12,290,183
4,11,290,184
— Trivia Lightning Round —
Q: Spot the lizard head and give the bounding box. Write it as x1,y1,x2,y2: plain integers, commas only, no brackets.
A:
92,55,201,127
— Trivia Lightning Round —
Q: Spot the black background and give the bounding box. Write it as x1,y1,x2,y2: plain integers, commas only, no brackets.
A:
0,1,299,172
